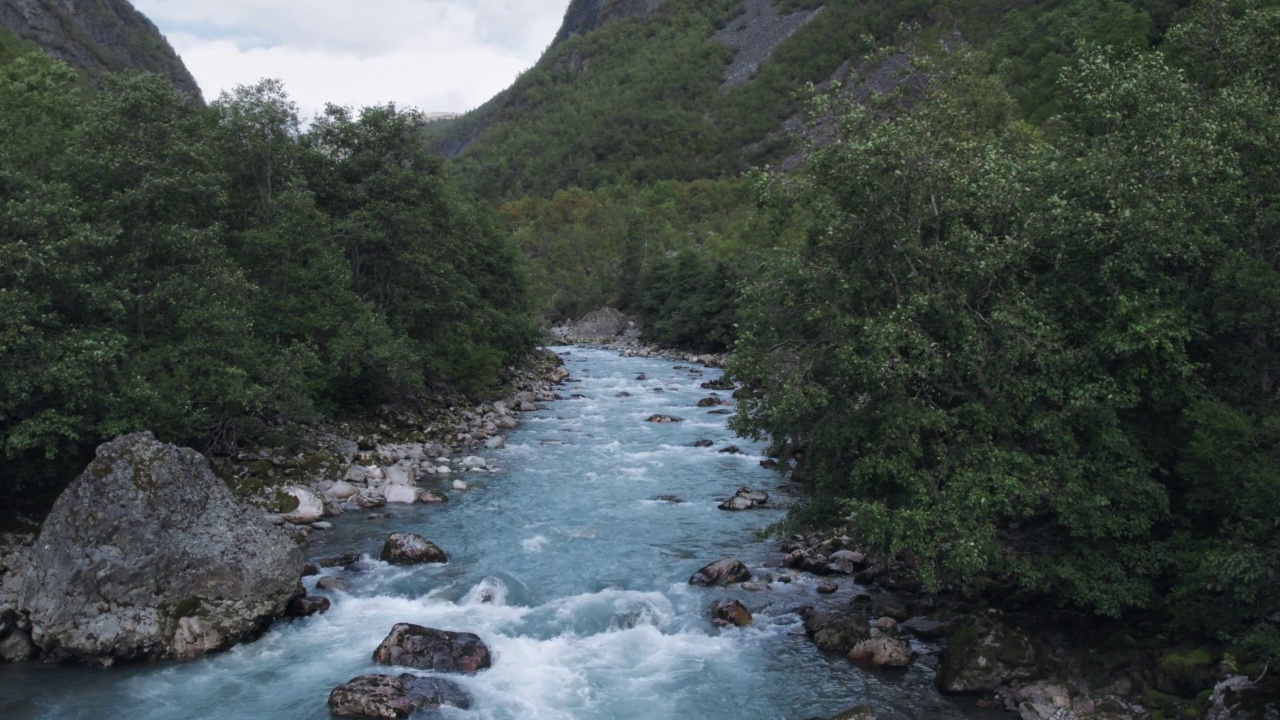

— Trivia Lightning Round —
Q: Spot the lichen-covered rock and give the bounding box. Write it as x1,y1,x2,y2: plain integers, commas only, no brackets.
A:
800,608,871,653
328,673,472,718
372,624,491,673
11,432,302,664
689,558,752,586
709,599,753,627
379,534,448,565
936,613,1038,694
847,636,912,669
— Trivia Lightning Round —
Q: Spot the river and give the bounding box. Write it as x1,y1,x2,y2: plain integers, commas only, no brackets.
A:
0,346,989,719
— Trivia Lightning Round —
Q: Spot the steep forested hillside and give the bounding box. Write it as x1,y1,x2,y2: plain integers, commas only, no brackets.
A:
0,0,199,95
0,58,536,509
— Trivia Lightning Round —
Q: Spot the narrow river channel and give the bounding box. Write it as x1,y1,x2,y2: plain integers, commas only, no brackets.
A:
0,346,987,719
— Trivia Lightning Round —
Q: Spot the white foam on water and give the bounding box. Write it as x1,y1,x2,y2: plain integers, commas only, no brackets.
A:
522,535,550,553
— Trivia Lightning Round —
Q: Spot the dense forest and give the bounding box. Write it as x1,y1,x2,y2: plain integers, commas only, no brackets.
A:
0,57,537,504
728,0,1279,660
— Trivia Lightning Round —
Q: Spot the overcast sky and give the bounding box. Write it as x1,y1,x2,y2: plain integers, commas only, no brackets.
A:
132,0,572,118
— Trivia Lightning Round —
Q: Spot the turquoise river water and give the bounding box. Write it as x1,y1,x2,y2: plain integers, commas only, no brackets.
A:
0,346,993,719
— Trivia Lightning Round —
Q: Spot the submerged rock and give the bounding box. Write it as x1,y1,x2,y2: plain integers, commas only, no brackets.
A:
372,624,491,673
328,673,471,718
689,558,752,587
646,414,683,424
379,534,448,566
10,432,302,664
285,594,331,618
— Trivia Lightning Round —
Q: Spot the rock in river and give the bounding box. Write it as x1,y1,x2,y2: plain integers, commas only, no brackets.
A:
709,599,753,627
689,557,752,586
8,432,302,664
328,673,471,718
379,534,448,565
372,623,491,673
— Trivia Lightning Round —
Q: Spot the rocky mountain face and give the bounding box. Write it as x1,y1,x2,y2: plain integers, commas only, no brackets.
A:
551,0,664,46
0,0,200,97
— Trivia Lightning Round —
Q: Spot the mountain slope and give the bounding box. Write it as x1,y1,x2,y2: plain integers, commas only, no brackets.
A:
430,0,1202,203
0,0,199,96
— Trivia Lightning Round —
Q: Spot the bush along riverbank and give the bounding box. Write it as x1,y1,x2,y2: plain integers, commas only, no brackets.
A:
566,310,1279,719
0,349,568,666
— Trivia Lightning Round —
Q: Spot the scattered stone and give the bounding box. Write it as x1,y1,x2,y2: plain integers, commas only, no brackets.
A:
701,378,734,391
379,534,448,566
707,409,732,415
689,558,752,587
372,624,491,673
484,436,505,450
848,636,912,669
327,673,471,719
9,432,302,664
760,459,778,470
652,495,684,504
718,487,769,511
326,481,359,500
312,522,333,530
461,456,487,470
302,563,321,577
697,396,731,407
316,577,349,592
420,490,448,504
636,373,647,381
382,485,422,505
710,599,753,627
452,479,469,491
316,552,362,568
354,490,387,509
718,445,743,455
286,595,331,618
616,392,632,398
801,608,871,653
817,581,839,594
693,439,714,448
283,486,325,524
646,415,683,424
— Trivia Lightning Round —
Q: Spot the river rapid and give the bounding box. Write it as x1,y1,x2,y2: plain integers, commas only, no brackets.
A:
0,346,989,720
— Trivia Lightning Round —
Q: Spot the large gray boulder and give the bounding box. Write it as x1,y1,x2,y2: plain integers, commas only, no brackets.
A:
10,432,302,665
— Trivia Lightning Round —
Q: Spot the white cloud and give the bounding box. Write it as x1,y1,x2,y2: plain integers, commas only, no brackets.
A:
132,0,571,117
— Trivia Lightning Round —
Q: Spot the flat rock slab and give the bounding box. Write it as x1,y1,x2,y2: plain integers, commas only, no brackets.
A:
372,624,491,673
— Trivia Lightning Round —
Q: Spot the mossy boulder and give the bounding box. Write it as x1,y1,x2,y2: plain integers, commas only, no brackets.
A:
1155,646,1217,696
936,613,1039,694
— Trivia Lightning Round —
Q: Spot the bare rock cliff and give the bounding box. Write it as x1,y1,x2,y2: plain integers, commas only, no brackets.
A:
0,0,200,97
